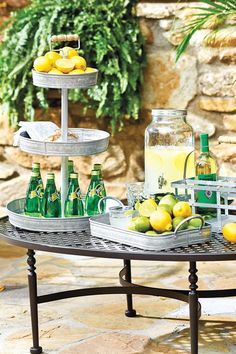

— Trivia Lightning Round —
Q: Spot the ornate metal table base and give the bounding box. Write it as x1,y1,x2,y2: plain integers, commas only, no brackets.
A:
27,250,235,354
0,217,236,354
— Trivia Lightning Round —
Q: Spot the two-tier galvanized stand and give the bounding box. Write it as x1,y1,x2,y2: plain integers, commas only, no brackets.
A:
7,36,110,232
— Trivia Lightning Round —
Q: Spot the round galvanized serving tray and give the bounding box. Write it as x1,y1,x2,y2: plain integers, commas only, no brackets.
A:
7,199,90,232
32,69,98,89
19,128,110,156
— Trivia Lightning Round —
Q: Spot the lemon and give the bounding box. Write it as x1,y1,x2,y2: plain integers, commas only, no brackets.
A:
60,46,78,59
48,68,63,75
55,59,74,73
33,56,52,72
222,223,236,243
134,216,151,233
172,216,188,231
150,210,172,232
138,199,158,217
45,51,61,66
85,67,96,73
69,69,85,75
71,55,87,70
173,201,192,218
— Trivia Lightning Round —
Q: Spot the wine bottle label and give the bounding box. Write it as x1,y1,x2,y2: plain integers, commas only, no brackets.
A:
89,184,104,197
30,190,37,199
49,192,58,202
197,173,217,204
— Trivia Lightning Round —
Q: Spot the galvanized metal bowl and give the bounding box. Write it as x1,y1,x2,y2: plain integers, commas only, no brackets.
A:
32,69,98,89
19,128,110,156
7,198,90,232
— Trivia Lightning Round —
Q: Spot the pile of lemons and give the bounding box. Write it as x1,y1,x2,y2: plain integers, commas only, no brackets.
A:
33,47,96,75
128,195,201,235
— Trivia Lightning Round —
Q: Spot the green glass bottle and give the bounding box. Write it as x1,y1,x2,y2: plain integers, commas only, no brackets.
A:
196,133,218,211
93,163,106,212
32,162,44,203
68,160,74,183
64,173,84,217
85,170,104,216
24,172,41,217
42,173,60,218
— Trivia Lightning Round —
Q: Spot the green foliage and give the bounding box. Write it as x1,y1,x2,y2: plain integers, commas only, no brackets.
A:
176,0,236,61
0,0,145,132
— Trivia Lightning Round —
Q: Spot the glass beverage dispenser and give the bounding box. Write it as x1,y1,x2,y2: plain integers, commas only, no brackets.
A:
144,109,194,194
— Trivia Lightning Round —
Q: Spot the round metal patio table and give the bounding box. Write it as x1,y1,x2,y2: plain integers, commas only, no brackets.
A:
0,216,236,354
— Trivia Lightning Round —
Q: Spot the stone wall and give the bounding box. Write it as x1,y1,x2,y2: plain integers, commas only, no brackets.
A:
0,1,236,205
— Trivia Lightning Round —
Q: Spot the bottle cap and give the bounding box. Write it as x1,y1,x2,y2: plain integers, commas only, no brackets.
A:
93,163,101,170
91,170,100,176
32,162,40,168
68,160,73,165
200,133,209,153
47,172,55,179
32,172,39,177
70,173,78,179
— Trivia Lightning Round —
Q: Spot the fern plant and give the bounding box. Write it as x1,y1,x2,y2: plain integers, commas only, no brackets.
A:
176,0,236,61
0,0,145,132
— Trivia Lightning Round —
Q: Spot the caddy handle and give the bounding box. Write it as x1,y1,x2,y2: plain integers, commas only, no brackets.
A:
50,34,80,42
174,215,205,237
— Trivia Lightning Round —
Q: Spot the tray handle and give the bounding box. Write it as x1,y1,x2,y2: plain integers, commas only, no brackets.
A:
48,34,80,51
98,196,124,214
174,215,205,237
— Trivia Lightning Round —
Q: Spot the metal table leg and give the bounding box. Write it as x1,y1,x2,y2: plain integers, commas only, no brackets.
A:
27,249,42,354
123,259,136,317
189,261,199,354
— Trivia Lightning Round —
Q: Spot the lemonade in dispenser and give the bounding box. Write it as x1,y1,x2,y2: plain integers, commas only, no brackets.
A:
144,109,195,194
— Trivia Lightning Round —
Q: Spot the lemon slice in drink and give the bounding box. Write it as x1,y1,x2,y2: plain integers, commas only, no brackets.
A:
138,199,158,217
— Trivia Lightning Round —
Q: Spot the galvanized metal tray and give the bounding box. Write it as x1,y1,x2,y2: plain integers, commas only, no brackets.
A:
19,128,110,156
90,214,212,251
7,198,90,232
32,69,98,89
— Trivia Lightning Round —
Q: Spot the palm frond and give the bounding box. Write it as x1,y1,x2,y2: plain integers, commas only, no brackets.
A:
176,0,236,61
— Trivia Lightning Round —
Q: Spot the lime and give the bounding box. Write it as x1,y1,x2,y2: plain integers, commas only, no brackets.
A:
161,231,172,235
159,194,178,211
187,225,196,230
134,216,151,233
189,215,203,228
134,200,142,211
145,230,158,235
138,199,158,217
156,204,172,216
127,220,136,231
172,216,187,231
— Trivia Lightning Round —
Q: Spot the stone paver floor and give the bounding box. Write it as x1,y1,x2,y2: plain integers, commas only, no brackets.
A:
0,237,236,354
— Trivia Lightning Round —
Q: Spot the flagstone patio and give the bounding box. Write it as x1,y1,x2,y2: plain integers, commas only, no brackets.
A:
0,223,236,354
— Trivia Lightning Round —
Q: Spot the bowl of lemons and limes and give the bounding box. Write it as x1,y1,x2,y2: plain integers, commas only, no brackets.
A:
127,194,204,236
33,46,96,75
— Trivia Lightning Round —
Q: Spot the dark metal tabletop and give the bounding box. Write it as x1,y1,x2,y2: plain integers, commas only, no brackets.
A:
0,217,236,261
